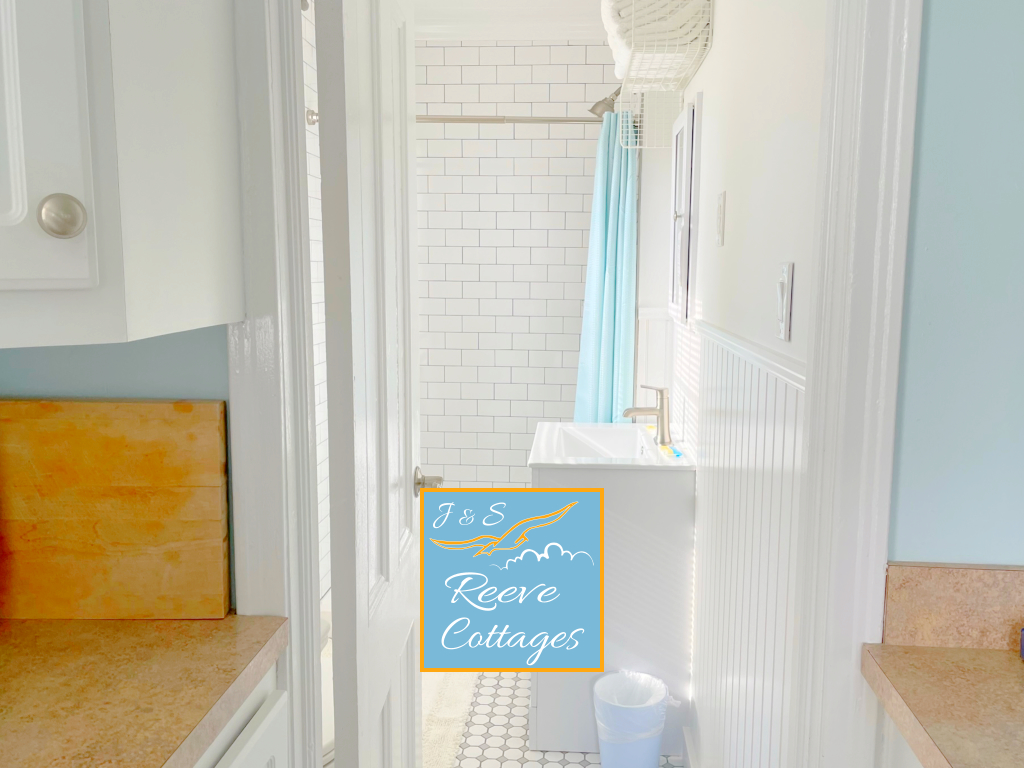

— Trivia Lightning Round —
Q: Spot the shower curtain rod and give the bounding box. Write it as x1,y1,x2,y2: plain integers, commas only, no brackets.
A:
416,115,603,124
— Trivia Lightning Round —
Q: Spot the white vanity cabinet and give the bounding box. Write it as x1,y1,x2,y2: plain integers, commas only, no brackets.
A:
0,0,244,348
527,423,696,758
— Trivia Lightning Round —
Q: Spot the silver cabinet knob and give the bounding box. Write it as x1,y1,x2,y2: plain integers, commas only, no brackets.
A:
414,466,443,496
37,193,87,239
306,108,319,126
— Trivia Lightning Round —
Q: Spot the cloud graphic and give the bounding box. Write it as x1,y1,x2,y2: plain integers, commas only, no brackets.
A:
489,541,594,571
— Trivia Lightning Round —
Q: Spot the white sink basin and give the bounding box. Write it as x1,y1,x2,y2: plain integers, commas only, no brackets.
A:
528,421,693,469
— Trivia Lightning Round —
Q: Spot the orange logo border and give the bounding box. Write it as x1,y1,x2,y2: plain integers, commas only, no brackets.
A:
420,487,605,673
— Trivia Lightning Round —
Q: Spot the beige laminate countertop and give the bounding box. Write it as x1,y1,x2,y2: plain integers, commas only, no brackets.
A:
0,615,288,768
862,643,1024,768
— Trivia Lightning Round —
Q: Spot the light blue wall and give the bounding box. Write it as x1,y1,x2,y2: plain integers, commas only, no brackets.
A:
0,326,229,400
889,0,1024,565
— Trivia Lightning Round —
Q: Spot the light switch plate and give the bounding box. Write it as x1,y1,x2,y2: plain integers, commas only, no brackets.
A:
716,192,726,246
777,262,794,340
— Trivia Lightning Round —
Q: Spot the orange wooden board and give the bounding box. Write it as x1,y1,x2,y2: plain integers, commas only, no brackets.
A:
0,400,229,619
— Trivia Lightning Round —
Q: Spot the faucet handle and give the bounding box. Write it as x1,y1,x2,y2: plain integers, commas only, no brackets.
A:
639,384,669,403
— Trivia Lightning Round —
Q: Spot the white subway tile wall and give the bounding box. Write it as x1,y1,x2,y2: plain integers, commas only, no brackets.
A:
301,4,330,600
416,41,619,487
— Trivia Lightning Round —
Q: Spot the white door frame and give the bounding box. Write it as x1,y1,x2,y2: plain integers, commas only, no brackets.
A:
794,0,923,764
228,2,322,768
225,0,927,765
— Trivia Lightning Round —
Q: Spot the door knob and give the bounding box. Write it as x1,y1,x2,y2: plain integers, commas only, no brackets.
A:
37,193,87,239
414,466,443,495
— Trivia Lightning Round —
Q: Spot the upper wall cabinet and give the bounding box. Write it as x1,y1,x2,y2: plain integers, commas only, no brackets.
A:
0,0,244,348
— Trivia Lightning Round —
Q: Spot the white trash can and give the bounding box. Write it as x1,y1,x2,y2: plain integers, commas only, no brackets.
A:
593,671,678,768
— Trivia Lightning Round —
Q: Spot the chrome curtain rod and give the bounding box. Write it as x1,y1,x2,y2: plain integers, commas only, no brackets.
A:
416,115,603,124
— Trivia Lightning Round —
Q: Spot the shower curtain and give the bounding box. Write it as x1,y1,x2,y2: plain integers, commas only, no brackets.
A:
573,111,639,423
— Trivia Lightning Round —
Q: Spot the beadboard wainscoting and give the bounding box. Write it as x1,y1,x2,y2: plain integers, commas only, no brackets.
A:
690,321,806,768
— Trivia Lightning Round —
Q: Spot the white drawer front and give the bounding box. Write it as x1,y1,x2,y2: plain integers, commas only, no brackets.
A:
215,690,290,768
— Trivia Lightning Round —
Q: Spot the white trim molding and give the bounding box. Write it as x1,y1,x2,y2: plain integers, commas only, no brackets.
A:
792,0,923,765
694,320,806,391
228,2,322,767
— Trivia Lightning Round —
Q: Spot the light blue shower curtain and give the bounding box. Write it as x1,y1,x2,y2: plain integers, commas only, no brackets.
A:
574,112,639,423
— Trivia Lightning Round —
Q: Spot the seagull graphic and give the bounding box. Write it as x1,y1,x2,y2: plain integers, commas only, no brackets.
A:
429,501,577,557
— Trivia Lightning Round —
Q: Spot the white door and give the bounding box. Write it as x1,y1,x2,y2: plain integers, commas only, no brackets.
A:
316,0,421,764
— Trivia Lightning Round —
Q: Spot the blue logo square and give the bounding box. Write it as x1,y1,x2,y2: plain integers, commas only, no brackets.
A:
421,489,604,672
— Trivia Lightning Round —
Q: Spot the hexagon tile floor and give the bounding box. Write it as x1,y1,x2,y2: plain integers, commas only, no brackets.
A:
450,671,687,768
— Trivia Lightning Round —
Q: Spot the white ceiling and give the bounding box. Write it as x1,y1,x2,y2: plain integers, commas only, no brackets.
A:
415,0,606,41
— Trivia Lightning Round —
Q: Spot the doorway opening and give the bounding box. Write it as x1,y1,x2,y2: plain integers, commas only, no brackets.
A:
299,2,335,765
412,34,692,766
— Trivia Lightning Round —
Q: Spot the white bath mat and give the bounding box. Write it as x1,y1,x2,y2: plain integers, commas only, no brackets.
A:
422,671,480,768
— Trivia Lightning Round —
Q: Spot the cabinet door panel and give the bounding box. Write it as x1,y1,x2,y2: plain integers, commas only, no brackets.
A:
0,0,98,289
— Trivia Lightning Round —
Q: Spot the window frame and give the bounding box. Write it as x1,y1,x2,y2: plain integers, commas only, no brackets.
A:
668,94,703,324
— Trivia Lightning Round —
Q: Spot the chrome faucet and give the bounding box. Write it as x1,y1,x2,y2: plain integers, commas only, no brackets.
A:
623,385,672,446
